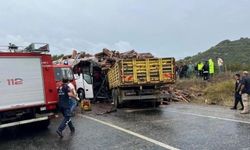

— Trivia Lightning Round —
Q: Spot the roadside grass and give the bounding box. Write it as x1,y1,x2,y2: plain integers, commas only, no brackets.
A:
175,72,235,107
204,79,234,106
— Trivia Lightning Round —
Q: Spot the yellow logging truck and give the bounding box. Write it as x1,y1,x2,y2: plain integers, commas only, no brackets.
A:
108,58,175,108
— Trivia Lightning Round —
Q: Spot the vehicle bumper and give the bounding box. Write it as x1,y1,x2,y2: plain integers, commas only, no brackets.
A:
0,113,57,129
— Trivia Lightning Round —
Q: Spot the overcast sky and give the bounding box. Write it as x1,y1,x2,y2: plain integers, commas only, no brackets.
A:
0,0,250,59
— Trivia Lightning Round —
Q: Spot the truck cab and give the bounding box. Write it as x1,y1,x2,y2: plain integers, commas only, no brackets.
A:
53,64,75,90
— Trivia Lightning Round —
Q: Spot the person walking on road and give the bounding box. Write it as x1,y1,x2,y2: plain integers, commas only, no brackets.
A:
56,78,77,138
68,80,79,114
231,74,244,110
239,71,250,114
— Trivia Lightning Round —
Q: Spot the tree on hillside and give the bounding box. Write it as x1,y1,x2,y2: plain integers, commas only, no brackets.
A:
181,38,250,71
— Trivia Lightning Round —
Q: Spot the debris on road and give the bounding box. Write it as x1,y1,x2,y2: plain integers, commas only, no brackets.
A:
81,99,92,112
162,85,201,103
95,106,117,115
81,102,117,115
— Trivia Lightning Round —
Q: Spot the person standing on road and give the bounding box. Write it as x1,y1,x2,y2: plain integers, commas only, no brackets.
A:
181,63,188,78
231,74,244,110
239,71,250,114
197,61,204,77
56,78,77,138
202,61,209,80
187,62,194,78
208,58,215,77
175,65,179,78
194,63,198,77
217,57,224,73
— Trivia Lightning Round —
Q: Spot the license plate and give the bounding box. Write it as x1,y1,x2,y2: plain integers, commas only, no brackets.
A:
40,106,46,111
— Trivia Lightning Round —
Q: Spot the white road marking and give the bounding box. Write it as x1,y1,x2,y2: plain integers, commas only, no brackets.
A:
166,110,250,124
80,114,180,150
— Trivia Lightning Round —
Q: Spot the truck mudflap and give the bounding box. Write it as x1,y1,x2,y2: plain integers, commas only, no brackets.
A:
0,113,57,129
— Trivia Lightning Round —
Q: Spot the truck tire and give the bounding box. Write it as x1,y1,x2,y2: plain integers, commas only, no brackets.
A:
154,102,161,107
113,89,122,108
112,89,118,108
116,89,123,108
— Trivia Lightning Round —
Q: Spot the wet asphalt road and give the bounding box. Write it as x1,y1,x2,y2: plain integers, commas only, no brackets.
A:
1,103,250,150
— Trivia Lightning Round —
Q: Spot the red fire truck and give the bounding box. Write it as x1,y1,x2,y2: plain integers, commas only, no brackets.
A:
0,43,58,128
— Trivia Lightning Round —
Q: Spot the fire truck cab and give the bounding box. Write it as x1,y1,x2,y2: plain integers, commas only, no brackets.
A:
53,64,74,90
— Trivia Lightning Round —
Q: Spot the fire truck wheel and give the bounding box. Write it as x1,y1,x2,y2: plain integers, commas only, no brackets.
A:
154,102,161,107
39,119,51,129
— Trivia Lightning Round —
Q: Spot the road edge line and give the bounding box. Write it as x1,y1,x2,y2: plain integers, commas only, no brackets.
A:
79,114,180,150
167,110,250,124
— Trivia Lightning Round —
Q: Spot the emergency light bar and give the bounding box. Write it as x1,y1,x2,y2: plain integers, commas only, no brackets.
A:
0,43,50,53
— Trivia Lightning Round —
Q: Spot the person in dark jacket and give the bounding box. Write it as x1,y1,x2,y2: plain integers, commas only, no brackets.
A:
180,64,188,78
239,71,250,114
231,74,244,110
56,78,77,138
194,63,198,77
202,61,209,80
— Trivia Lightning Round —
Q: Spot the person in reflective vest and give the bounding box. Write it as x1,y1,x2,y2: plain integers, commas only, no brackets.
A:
208,58,215,77
197,62,204,77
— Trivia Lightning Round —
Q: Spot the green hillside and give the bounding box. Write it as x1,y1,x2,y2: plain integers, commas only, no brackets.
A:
182,38,250,71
